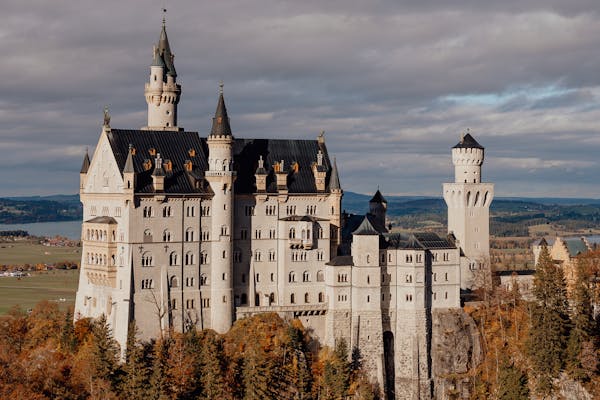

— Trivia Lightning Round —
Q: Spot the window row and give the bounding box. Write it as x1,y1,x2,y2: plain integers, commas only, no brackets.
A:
89,206,121,217
86,252,115,266
85,229,116,242
140,251,209,266
288,270,324,283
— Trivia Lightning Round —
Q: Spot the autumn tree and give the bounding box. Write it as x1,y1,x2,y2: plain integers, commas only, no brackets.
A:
566,256,598,381
528,246,571,395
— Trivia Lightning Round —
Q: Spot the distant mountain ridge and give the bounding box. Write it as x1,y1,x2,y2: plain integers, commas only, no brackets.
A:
2,193,600,234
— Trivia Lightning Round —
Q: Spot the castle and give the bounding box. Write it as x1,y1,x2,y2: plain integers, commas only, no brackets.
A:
74,20,493,399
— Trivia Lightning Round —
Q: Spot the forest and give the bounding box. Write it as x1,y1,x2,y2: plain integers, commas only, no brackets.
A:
465,248,600,399
0,308,378,399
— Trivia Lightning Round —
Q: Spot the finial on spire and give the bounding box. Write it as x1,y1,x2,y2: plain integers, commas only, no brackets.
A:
219,80,224,95
318,130,325,144
162,7,167,25
103,106,111,127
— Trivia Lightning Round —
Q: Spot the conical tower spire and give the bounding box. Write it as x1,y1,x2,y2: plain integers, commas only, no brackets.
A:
210,83,232,137
329,157,341,191
80,148,91,174
123,144,135,174
157,20,176,77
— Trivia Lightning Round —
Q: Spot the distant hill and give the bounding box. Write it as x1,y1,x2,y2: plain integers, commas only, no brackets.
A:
0,195,82,224
343,192,600,236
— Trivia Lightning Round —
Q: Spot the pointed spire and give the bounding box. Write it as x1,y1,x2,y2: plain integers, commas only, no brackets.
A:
157,15,176,77
210,84,232,137
123,144,135,174
370,189,387,204
80,148,91,174
329,157,341,190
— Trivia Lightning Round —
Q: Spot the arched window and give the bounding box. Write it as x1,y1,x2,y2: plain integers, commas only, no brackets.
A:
201,274,208,285
304,293,309,303
255,294,260,306
200,252,208,264
317,270,324,282
169,252,178,266
142,252,153,266
289,227,296,239
170,276,179,288
185,252,195,265
269,293,275,305
318,292,324,303
290,293,296,304
303,271,310,282
163,230,171,242
241,293,247,305
289,271,296,283
185,228,194,242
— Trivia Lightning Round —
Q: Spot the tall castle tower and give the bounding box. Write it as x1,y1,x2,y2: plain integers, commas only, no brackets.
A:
443,133,494,288
143,17,182,131
205,85,236,333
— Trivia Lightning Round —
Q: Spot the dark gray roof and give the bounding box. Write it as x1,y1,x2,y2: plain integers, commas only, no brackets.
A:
386,232,455,250
85,216,118,224
106,129,338,195
563,238,589,257
353,216,379,236
80,151,91,174
232,138,338,194
210,92,232,137
326,255,353,266
453,133,484,149
107,129,210,194
370,189,387,203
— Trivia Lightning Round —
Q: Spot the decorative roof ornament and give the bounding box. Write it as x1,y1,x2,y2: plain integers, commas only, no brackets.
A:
219,80,224,95
103,106,111,128
318,130,325,143
123,144,135,174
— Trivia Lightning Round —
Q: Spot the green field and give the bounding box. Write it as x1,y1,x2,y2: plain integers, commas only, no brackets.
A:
0,269,80,313
0,241,81,265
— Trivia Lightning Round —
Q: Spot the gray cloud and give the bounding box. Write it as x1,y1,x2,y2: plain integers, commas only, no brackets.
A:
1,1,600,197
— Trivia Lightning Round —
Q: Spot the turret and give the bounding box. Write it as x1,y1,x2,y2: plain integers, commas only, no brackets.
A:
443,131,494,289
254,155,268,192
368,189,387,231
123,144,136,196
152,153,165,192
452,132,484,183
143,17,181,131
205,84,236,333
80,148,91,193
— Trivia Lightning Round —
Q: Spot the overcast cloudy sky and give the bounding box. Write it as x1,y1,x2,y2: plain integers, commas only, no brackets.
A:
2,0,600,198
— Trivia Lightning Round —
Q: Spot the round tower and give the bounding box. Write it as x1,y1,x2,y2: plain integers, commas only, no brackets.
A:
205,84,236,333
443,132,494,289
452,133,484,183
143,18,181,131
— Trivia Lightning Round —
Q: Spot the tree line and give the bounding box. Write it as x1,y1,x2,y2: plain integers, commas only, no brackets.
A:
467,247,600,399
0,307,379,399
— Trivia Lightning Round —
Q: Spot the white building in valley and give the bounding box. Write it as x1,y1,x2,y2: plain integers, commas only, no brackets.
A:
74,20,493,400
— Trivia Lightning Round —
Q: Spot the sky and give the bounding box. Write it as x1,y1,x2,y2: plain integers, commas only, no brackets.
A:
2,0,600,198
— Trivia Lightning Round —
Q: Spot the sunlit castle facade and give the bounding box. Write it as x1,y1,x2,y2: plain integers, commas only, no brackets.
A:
74,20,492,400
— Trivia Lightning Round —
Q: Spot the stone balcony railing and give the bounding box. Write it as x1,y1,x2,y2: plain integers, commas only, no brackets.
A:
236,303,327,319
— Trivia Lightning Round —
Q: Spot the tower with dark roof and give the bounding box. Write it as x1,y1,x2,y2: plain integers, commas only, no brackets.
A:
205,84,236,333
443,132,494,289
368,189,387,232
143,17,182,131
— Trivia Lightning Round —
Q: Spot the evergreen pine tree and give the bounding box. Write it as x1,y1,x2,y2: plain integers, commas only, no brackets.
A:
90,314,121,390
59,308,77,353
121,322,150,400
528,246,571,395
566,258,597,381
149,337,171,400
197,330,228,399
286,324,312,399
497,359,529,400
